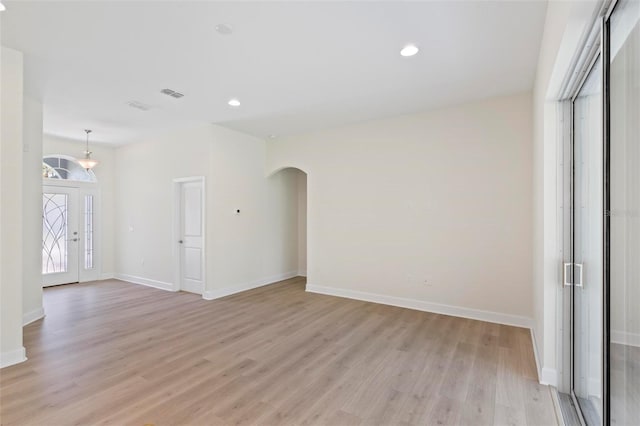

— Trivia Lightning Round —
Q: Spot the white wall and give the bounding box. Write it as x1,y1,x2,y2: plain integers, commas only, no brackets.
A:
43,134,116,279
531,0,572,387
297,171,307,276
0,47,26,368
115,125,211,288
114,124,300,297
22,96,44,326
268,93,534,325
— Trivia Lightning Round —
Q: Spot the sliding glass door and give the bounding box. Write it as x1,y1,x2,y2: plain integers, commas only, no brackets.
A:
609,1,639,424
565,2,639,424
571,56,604,426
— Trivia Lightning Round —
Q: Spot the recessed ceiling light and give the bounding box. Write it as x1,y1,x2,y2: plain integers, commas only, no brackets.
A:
228,98,241,107
268,134,276,139
215,24,233,35
0,3,6,12
400,44,419,57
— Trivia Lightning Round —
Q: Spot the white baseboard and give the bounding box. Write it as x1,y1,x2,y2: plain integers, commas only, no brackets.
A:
203,271,298,301
530,327,557,387
530,327,543,384
114,273,175,292
298,270,307,277
100,272,115,280
306,284,534,329
23,307,45,326
540,367,558,387
0,347,27,369
611,329,640,347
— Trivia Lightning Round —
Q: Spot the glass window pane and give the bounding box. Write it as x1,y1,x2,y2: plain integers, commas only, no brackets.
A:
84,195,94,270
573,58,603,425
42,193,68,274
42,155,97,182
609,1,640,424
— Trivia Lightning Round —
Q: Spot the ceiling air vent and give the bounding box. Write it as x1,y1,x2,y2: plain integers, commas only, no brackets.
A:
160,88,184,98
126,100,151,111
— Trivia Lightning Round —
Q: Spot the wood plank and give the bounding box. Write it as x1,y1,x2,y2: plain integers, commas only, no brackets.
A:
0,278,556,425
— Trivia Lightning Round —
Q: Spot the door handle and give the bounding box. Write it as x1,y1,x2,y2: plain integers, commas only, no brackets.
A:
67,238,78,242
563,262,584,287
563,263,572,287
178,240,183,244
575,263,584,288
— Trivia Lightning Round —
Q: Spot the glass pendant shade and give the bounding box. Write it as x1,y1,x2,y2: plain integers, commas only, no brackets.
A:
78,129,98,169
77,155,98,169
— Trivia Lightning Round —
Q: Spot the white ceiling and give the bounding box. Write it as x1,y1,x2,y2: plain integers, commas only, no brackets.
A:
1,1,548,144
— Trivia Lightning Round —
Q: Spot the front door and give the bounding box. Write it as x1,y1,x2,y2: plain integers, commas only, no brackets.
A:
42,186,80,286
178,180,204,294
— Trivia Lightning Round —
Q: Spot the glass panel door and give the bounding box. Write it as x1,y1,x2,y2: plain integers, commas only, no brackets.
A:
572,57,603,425
42,186,80,286
609,0,640,424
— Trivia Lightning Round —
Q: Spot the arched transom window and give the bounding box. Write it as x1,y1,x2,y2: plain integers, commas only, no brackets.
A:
42,155,97,182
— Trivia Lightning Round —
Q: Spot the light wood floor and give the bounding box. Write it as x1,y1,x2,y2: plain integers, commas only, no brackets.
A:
0,278,557,426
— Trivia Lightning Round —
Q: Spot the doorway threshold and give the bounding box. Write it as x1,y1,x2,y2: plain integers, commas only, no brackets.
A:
558,392,582,426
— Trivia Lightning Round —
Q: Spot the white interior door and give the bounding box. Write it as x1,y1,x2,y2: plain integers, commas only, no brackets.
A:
42,186,79,286
178,180,204,294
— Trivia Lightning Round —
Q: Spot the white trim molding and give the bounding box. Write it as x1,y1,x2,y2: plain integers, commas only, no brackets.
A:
0,347,27,369
540,367,559,387
203,271,298,301
114,274,175,292
23,307,45,326
305,284,534,329
530,328,543,383
611,330,640,348
530,326,558,386
100,272,115,280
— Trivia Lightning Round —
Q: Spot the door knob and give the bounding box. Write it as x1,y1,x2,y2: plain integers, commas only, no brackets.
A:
178,240,183,244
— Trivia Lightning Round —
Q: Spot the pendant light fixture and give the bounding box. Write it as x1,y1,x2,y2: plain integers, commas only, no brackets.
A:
77,129,98,170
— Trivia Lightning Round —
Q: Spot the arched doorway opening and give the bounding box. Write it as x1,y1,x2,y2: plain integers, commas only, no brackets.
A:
267,167,307,282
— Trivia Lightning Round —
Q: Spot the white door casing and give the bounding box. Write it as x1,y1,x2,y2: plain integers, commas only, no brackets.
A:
174,177,205,295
